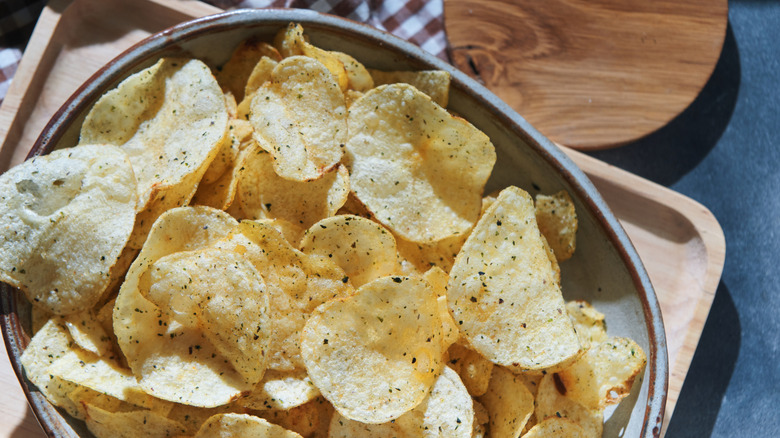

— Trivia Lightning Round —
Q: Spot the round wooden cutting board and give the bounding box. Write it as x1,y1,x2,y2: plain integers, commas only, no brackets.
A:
444,0,728,149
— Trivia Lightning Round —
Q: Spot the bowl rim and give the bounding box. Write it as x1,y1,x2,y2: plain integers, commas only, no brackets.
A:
2,7,667,437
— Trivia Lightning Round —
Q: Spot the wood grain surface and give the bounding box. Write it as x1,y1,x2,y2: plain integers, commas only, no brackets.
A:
0,0,725,436
444,0,728,149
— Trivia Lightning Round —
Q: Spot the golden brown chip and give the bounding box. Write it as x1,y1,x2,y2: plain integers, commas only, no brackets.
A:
249,56,347,182
345,83,495,243
331,51,374,92
79,58,228,249
301,276,444,423
535,373,604,437
0,144,137,314
535,190,578,261
62,310,115,358
422,267,460,350
447,186,581,371
274,23,349,91
477,365,535,437
238,369,320,411
395,231,469,274
237,146,349,230
369,69,451,107
299,215,399,288
258,396,333,438
555,337,647,411
217,39,281,102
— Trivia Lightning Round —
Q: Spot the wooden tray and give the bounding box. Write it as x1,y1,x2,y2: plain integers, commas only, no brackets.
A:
0,0,725,436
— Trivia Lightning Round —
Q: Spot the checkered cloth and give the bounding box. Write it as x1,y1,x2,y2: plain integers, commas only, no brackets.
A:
0,0,447,106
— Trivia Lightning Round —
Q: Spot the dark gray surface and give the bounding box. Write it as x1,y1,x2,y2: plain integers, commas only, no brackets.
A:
587,1,780,436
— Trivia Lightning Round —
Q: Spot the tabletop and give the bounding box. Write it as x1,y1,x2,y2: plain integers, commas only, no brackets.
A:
1,1,778,437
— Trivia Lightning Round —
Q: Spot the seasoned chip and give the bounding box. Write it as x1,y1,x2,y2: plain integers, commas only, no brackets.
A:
250,56,347,181
477,365,535,437
332,51,374,92
566,300,608,350
80,58,228,248
258,396,333,438
215,220,353,371
522,417,589,437
67,386,133,420
345,83,495,243
535,373,604,437
217,39,281,102
447,186,580,370
85,404,188,438
446,342,494,397
62,310,114,358
274,23,348,91
535,190,578,261
301,276,444,423
555,337,647,411
300,215,399,287
237,146,349,230
238,369,320,411
20,319,80,414
329,366,474,437
369,69,451,107
194,413,302,438
0,144,137,314
395,231,469,274
422,267,460,349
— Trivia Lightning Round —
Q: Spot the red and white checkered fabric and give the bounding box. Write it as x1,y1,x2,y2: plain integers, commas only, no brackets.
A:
0,0,447,106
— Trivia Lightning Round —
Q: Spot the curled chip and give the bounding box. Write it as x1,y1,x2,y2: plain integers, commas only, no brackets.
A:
477,365,535,437
85,404,188,438
299,214,399,288
0,144,137,315
237,146,349,230
369,69,451,107
555,337,647,411
566,300,608,350
238,369,320,411
79,57,228,248
216,39,281,102
522,417,589,437
329,366,474,437
535,373,604,437
250,55,347,181
448,186,581,371
195,413,302,438
345,83,495,243
301,275,444,423
446,342,494,397
274,23,348,91
535,190,578,261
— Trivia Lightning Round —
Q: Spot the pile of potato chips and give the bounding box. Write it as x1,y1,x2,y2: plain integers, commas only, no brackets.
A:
0,23,647,437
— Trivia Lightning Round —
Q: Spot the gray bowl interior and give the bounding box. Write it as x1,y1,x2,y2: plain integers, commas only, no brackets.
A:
4,8,667,438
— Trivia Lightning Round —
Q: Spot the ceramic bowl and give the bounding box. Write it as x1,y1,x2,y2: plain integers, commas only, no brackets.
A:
1,8,667,437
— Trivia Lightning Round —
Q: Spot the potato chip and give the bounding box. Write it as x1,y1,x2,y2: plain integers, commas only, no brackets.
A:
535,191,578,261
217,39,281,102
259,396,333,438
62,310,115,358
67,386,134,420
20,319,81,413
166,403,243,435
301,275,444,423
328,366,474,438
446,342,494,397
555,337,647,411
541,233,562,286
47,347,173,414
422,267,460,349
472,400,489,438
214,220,353,371
300,215,399,288
85,404,188,438
237,146,349,230
534,373,603,437
521,417,589,437
274,23,348,92
448,186,580,370
239,369,320,411
0,144,136,314
345,83,495,243
477,365,535,437
79,58,228,248
395,231,469,274
369,69,450,107
566,300,608,350
195,413,302,438
331,51,374,92
199,118,251,187
250,56,346,181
